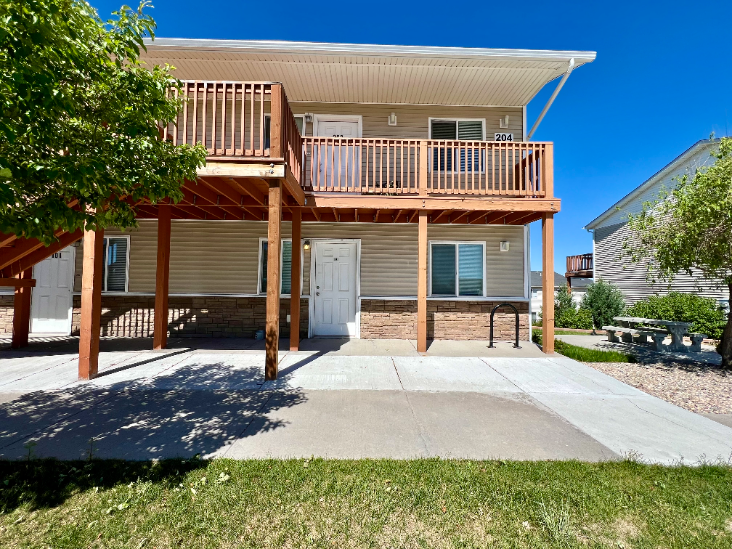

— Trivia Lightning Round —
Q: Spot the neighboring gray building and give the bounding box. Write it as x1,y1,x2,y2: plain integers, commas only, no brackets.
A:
585,139,727,306
530,271,591,322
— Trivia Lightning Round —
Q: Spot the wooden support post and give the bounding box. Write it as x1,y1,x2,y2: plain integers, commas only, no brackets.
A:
290,208,301,351
542,213,555,354
265,180,283,380
153,205,171,350
417,210,428,352
11,269,32,349
78,227,104,379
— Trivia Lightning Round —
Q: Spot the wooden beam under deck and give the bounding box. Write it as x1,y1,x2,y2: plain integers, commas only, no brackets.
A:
11,270,32,349
153,205,171,350
542,213,555,354
78,226,104,380
265,180,283,380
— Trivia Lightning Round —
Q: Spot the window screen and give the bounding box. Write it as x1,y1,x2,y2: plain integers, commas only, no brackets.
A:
430,243,484,297
261,240,293,294
431,244,456,295
102,237,128,292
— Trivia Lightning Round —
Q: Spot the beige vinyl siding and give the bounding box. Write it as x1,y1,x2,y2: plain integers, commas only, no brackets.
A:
296,102,523,141
74,221,525,298
594,222,726,304
428,225,525,297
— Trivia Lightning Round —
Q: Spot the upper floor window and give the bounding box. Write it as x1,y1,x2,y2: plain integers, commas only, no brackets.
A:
102,236,129,292
264,115,305,150
429,119,485,172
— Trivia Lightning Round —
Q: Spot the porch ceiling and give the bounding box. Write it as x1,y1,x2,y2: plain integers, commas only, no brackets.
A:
141,39,595,107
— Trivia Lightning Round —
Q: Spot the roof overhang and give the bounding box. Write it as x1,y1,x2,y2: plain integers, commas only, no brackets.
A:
141,39,596,107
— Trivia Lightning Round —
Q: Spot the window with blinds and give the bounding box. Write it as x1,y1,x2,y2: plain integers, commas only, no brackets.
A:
430,119,484,173
102,237,129,292
429,242,485,297
260,240,293,295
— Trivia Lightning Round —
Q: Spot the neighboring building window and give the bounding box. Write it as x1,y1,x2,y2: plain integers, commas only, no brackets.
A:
102,237,129,292
429,119,485,172
264,115,305,150
259,239,292,295
429,242,485,297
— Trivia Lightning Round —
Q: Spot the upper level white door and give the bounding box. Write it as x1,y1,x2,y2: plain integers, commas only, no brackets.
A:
312,241,358,337
314,117,361,189
31,246,75,334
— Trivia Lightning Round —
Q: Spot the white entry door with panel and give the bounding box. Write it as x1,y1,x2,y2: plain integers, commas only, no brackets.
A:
314,116,361,189
31,246,75,334
312,241,358,337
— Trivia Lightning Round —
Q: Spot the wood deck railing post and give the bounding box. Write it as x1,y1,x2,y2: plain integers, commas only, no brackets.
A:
289,209,301,351
153,205,171,350
419,142,428,196
270,84,283,159
544,143,554,198
79,227,104,379
265,180,283,380
417,210,428,352
11,269,32,349
542,213,555,353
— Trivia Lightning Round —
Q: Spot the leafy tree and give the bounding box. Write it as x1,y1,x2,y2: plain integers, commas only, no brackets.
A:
580,279,625,331
625,293,725,340
0,0,206,243
554,284,574,316
625,137,732,368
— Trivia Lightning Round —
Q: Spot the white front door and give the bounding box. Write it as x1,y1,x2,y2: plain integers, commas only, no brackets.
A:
31,246,75,334
312,241,358,337
315,118,361,189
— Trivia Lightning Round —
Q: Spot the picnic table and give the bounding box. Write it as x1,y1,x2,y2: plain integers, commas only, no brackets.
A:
603,316,705,353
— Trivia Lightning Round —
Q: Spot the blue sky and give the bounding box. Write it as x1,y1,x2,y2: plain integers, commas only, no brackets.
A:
92,0,732,272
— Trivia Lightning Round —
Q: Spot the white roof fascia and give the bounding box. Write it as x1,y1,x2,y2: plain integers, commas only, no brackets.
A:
143,38,596,65
584,139,718,231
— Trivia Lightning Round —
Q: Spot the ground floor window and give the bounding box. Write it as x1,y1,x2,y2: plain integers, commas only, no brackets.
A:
259,239,292,295
102,236,130,292
429,241,485,297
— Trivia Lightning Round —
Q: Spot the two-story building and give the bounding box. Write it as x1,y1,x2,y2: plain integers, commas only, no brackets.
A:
0,39,595,380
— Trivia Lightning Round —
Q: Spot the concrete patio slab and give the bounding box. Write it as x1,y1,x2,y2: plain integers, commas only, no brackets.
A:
393,356,520,393
266,354,402,391
1,338,730,464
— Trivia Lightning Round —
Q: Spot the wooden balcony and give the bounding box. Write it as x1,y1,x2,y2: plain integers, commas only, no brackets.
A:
566,253,593,278
162,80,555,206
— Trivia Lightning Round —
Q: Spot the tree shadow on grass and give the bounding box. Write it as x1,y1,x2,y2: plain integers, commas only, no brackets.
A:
0,457,210,514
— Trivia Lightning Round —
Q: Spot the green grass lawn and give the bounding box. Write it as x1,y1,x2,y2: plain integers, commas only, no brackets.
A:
1,458,731,548
533,332,637,363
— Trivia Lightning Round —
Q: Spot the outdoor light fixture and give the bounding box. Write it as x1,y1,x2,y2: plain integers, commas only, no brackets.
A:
304,113,314,123
499,115,510,129
499,241,510,252
303,240,311,250
388,112,397,126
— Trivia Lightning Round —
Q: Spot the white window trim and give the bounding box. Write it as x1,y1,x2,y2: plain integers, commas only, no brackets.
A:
312,114,363,137
258,238,301,297
428,240,487,298
102,235,130,293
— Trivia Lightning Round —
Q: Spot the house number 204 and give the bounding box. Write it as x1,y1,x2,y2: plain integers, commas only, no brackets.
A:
494,133,514,142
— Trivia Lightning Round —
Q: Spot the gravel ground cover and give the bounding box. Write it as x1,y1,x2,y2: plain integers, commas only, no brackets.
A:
585,361,732,414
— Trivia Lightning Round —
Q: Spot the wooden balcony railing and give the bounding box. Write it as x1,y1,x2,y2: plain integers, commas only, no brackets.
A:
162,80,302,181
301,138,552,197
566,253,593,274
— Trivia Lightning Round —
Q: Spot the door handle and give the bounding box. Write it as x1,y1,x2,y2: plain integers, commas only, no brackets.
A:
316,292,320,296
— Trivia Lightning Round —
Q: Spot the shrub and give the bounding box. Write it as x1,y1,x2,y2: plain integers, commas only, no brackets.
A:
556,307,594,330
625,292,726,340
532,332,636,362
580,280,626,329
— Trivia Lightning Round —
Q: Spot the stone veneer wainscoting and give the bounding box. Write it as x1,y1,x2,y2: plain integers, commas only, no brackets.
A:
0,295,14,333
360,299,530,341
70,296,309,339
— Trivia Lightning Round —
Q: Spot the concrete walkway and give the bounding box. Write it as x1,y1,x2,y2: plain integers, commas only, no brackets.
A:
0,339,730,464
